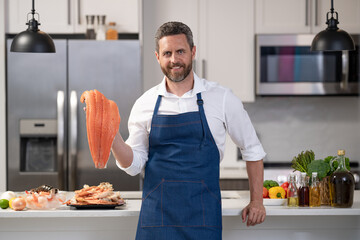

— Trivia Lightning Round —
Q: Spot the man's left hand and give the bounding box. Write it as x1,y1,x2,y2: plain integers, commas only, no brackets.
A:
241,201,266,227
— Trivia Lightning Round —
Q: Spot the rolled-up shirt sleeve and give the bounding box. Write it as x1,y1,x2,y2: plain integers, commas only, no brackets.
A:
224,90,266,161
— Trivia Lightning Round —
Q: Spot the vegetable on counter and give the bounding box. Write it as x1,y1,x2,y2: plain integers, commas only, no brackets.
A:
291,150,315,173
307,159,331,180
269,187,286,199
280,182,289,198
263,180,279,190
324,155,351,174
263,187,269,198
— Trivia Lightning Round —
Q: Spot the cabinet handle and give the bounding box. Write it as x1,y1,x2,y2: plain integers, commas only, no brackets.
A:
314,0,318,26
68,0,71,25
305,0,309,26
193,59,197,73
78,0,81,24
202,59,206,79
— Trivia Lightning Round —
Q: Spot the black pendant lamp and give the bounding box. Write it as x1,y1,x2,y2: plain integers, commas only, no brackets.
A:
10,0,55,53
311,0,355,52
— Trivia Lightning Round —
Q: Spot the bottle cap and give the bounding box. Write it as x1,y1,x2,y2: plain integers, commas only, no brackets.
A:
338,149,345,156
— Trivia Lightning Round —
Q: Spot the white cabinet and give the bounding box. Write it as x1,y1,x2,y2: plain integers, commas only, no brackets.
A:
142,0,255,102
6,0,138,34
255,0,360,34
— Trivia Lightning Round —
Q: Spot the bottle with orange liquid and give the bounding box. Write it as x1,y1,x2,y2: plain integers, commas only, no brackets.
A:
106,22,118,40
309,172,320,207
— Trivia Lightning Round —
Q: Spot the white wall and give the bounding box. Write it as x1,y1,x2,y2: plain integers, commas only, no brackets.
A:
244,97,360,164
0,0,6,191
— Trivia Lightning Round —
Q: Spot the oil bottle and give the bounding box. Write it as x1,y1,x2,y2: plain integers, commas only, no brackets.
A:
309,172,320,207
287,173,299,207
298,172,309,207
329,150,355,208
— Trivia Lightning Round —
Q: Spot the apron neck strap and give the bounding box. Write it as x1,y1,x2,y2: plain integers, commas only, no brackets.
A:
153,95,162,116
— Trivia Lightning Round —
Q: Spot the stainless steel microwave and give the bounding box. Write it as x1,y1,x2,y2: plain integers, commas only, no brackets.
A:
256,34,359,95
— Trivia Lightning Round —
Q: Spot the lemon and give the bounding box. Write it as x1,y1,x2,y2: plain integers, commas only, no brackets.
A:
0,199,9,209
9,197,16,209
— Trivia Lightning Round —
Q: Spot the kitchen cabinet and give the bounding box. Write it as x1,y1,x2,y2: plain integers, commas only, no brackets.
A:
255,0,360,34
142,0,255,102
6,0,138,34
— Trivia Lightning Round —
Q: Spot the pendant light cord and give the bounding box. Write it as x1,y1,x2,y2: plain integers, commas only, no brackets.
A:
330,0,334,15
31,0,35,19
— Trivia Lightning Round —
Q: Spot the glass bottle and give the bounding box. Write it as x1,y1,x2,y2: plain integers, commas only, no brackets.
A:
287,173,299,207
329,149,355,208
106,22,118,40
96,15,106,41
298,172,309,207
309,172,320,207
85,15,96,39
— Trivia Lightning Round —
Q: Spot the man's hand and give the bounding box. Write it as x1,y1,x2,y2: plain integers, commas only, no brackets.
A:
241,200,266,227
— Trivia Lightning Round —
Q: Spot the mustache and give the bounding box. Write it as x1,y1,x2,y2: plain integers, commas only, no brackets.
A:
169,63,184,68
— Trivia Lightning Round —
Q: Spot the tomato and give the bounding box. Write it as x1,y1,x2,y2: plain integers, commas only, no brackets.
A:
281,182,289,198
262,187,268,198
281,182,289,188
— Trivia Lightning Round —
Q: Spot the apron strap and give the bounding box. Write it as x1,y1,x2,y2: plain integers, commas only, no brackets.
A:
153,95,162,116
196,93,207,147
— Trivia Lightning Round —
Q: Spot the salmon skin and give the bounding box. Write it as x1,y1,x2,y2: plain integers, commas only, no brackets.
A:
80,90,121,169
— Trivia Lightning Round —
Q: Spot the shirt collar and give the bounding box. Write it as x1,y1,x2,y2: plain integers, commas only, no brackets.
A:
157,72,206,98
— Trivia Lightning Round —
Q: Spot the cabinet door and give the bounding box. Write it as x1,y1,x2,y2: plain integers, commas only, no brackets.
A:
200,0,255,102
255,0,311,34
6,0,75,34
74,0,139,33
142,0,199,91
312,0,360,34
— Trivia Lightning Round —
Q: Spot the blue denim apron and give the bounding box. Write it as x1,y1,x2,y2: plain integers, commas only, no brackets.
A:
135,93,222,240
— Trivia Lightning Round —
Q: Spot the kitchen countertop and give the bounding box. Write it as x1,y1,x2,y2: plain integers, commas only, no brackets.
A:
1,191,360,240
1,190,360,218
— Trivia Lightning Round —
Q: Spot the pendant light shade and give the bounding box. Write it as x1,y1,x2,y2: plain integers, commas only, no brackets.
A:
311,0,355,52
10,0,55,53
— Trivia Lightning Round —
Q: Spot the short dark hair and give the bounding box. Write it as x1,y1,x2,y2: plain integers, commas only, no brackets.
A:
155,21,194,53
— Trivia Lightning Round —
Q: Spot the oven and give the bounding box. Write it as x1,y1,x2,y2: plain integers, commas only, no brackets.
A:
256,34,360,95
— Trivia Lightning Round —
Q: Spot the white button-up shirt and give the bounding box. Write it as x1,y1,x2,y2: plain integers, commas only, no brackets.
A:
117,73,266,176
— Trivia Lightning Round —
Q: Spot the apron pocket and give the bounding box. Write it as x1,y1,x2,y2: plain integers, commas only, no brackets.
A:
202,182,222,228
140,181,163,227
162,180,204,227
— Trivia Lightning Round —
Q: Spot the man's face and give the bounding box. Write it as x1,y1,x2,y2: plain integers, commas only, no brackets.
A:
155,34,196,83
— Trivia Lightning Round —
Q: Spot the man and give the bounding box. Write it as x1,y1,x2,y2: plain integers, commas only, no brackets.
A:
111,21,266,239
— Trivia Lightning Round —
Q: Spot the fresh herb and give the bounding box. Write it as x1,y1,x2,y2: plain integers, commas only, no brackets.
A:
323,155,351,175
291,150,315,173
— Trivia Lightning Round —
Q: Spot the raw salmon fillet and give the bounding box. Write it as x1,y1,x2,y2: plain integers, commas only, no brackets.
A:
80,90,121,169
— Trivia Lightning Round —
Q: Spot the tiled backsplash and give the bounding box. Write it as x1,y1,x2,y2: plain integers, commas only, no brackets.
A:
244,97,360,164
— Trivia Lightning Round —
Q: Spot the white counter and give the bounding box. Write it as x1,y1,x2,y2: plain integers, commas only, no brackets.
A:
1,191,360,240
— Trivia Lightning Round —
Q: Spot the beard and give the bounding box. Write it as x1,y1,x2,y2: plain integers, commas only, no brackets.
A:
160,61,192,83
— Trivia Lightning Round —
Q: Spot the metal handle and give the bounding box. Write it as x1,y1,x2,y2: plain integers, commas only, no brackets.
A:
193,59,197,74
78,0,81,25
202,59,206,79
305,0,309,26
67,0,71,25
341,51,349,90
57,91,65,190
69,91,78,191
